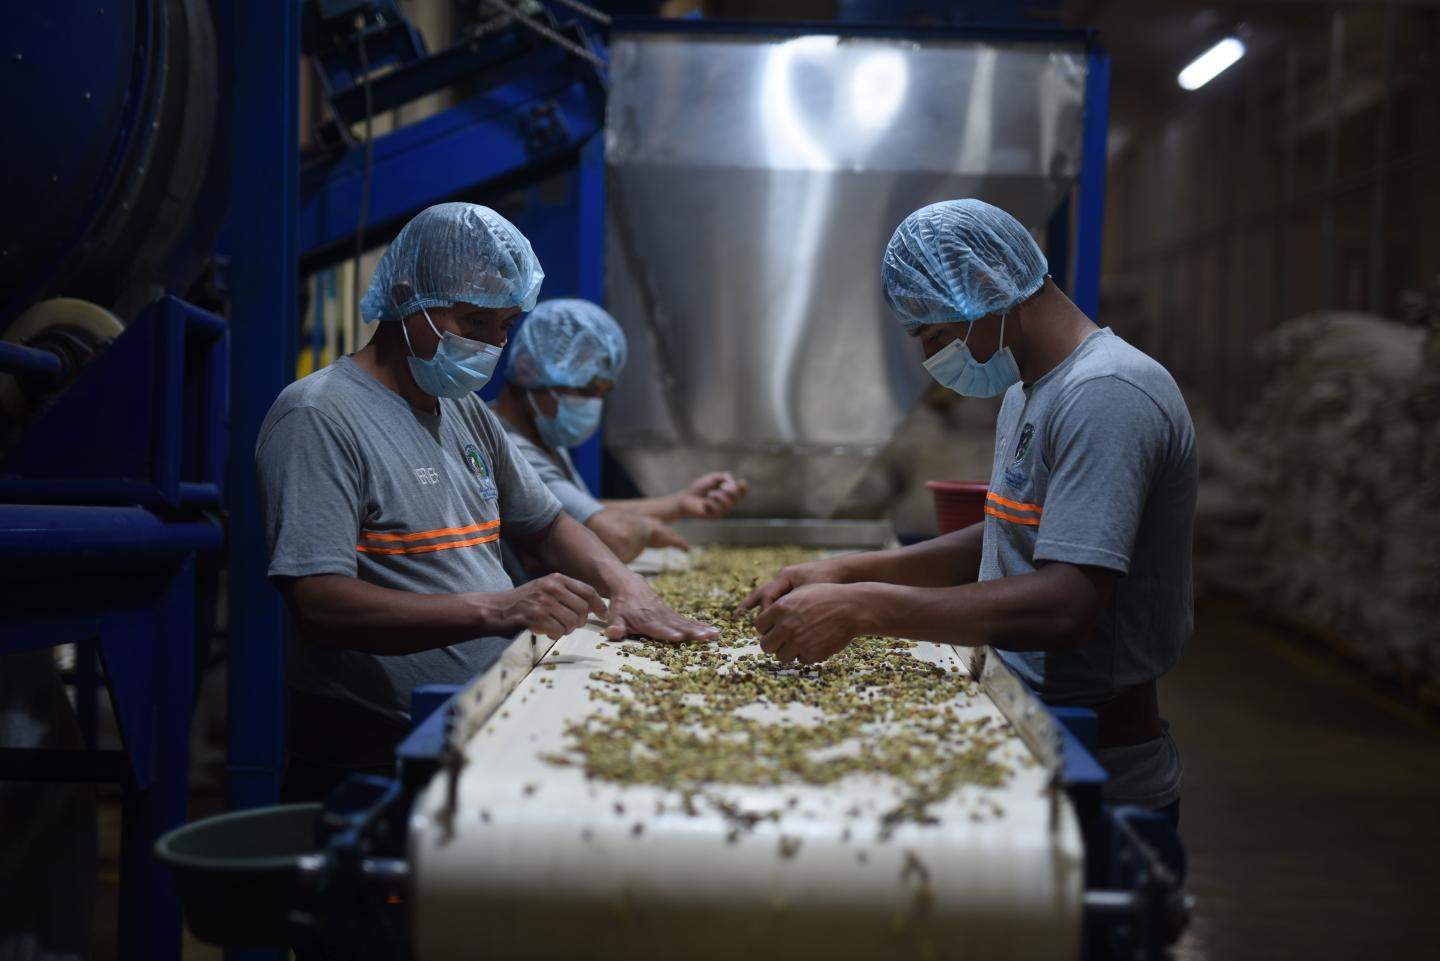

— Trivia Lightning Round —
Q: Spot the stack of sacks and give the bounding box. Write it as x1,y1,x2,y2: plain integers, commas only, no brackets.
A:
1224,311,1440,698
1188,393,1266,597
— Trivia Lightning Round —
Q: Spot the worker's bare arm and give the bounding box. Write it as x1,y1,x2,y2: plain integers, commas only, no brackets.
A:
277,569,605,653
513,512,718,642
752,560,1115,664
739,522,985,611
584,508,690,564
600,471,749,523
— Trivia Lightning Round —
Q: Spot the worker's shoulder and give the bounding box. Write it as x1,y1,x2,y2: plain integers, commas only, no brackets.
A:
260,362,373,439
272,357,371,405
1057,330,1185,409
444,393,510,444
486,408,564,475
490,410,537,455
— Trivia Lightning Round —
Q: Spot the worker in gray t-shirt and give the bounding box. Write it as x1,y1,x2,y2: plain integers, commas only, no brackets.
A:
256,204,717,801
491,299,749,564
742,200,1197,817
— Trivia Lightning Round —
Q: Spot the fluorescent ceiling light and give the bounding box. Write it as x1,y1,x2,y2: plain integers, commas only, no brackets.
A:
1178,37,1246,91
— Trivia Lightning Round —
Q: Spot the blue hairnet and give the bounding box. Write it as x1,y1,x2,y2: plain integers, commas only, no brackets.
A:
506,299,628,390
881,199,1048,328
360,202,544,322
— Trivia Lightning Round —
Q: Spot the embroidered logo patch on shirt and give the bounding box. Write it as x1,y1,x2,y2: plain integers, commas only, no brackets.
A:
1012,423,1035,465
463,444,499,499
1004,422,1035,489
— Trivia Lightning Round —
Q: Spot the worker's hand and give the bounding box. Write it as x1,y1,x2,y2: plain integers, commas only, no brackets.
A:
673,472,750,520
738,557,851,613
645,518,691,552
497,573,607,640
606,582,720,643
754,583,864,665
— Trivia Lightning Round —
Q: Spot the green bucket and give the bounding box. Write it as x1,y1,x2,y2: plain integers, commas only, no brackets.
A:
154,802,322,947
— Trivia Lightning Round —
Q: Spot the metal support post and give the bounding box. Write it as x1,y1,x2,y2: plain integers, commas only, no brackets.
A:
1073,44,1110,321
112,559,196,961
226,0,300,822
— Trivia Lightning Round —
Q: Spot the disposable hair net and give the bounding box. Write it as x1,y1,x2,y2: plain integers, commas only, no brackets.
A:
505,299,629,390
360,202,544,322
881,199,1048,328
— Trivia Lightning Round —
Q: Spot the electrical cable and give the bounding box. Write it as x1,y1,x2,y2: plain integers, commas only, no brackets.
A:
496,1,607,68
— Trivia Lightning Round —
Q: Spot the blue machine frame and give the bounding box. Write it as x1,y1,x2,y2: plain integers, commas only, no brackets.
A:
0,296,228,961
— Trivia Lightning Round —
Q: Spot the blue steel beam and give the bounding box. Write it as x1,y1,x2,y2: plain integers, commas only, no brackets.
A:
0,297,227,510
299,44,606,269
614,16,1095,45
227,0,299,828
319,25,560,128
0,505,222,574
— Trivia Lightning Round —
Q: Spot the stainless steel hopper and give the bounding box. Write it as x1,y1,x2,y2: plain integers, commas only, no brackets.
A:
604,27,1088,516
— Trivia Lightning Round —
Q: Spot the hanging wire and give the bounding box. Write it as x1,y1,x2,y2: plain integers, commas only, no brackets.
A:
493,1,607,69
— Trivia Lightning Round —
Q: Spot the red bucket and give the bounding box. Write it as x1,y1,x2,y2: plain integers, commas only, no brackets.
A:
925,480,989,535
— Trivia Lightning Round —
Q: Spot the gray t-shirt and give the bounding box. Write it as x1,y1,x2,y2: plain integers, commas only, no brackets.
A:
494,415,605,524
980,328,1197,806
256,357,562,724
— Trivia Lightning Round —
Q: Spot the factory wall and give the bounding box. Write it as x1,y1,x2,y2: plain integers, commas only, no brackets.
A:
1101,5,1440,703
1101,5,1440,428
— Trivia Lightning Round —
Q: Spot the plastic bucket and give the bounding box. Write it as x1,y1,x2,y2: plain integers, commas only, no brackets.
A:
154,802,321,947
925,480,990,534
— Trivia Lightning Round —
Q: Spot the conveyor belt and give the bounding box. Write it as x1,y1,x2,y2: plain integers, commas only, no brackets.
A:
408,550,1084,961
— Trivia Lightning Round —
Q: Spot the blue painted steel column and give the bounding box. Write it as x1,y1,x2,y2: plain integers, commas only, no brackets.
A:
226,0,299,817
1072,45,1110,321
115,560,195,961
569,134,606,493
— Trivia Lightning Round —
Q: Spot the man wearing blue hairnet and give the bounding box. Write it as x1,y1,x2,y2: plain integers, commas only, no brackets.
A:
256,203,717,800
743,199,1197,819
492,299,749,564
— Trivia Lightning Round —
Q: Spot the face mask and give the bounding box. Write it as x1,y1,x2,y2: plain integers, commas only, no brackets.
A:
529,390,603,449
401,307,502,399
922,312,1022,398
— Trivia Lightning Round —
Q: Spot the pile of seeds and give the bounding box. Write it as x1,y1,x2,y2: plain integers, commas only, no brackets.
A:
540,546,1015,829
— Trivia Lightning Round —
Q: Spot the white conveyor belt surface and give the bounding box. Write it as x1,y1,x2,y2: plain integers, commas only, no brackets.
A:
408,615,1084,961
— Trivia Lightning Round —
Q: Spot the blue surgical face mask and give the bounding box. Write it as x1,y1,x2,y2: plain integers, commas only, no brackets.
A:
922,312,1022,399
529,390,603,449
401,307,502,399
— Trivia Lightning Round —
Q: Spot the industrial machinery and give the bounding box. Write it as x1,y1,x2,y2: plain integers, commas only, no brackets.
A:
603,20,1107,518
3,2,1157,959
1,2,231,957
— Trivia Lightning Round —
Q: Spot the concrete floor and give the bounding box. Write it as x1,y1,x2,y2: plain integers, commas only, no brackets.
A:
1165,599,1440,961
82,598,1440,960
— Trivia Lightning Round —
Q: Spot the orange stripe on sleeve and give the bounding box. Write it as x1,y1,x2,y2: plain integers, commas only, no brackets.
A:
986,491,1044,515
356,531,502,555
359,518,501,543
984,505,1042,527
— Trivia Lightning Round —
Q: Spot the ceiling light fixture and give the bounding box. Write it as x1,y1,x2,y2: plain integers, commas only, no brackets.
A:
1178,37,1246,91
